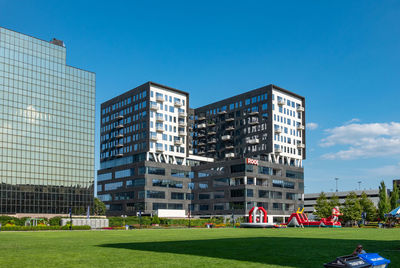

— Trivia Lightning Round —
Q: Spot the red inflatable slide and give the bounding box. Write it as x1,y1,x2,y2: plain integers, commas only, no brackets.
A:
283,208,342,228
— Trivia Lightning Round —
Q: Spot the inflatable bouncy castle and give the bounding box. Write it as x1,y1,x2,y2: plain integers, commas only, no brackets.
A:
283,207,342,228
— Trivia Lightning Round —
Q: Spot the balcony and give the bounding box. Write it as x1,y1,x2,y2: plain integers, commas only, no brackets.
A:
297,143,305,149
178,121,186,127
275,147,282,154
150,134,158,141
116,124,124,129
246,138,259,144
207,130,216,135
116,133,124,139
156,115,164,122
174,139,183,145
225,145,234,150
249,111,259,115
249,119,259,125
156,126,164,132
156,95,164,102
207,148,216,153
150,103,158,110
225,153,235,158
197,123,206,129
174,100,183,107
116,153,124,157
221,135,232,141
296,106,304,112
278,99,285,106
225,117,234,122
297,125,305,131
274,128,282,134
218,110,227,115
208,139,217,144
178,111,186,117
197,116,206,121
207,122,216,127
226,126,234,131
198,142,206,146
116,143,124,148
117,115,124,119
178,130,186,136
198,151,206,155
197,133,205,138
156,146,164,152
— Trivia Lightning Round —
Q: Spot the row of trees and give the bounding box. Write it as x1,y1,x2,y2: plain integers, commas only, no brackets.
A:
314,181,399,225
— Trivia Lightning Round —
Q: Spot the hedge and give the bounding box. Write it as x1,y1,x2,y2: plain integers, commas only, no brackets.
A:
0,225,91,231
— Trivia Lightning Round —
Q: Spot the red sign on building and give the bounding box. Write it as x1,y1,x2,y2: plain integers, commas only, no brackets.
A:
246,158,259,166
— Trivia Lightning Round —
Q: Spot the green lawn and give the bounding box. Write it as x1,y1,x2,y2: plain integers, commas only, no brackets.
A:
0,228,398,267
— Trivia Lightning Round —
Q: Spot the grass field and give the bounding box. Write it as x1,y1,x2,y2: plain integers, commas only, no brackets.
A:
0,228,398,268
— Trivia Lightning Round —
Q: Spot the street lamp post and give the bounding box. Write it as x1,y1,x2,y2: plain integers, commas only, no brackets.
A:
232,208,235,228
358,181,362,191
335,178,339,192
188,206,191,229
121,215,127,229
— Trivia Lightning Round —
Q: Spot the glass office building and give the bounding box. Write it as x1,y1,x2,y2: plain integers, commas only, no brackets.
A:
0,27,95,215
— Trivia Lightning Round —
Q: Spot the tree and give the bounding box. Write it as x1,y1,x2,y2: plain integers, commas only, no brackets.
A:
390,181,399,210
341,192,362,226
378,181,390,220
328,195,340,210
94,197,106,216
314,192,331,219
359,192,376,221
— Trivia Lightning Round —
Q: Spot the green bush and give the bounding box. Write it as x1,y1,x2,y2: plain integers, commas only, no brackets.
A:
151,215,160,225
49,217,62,226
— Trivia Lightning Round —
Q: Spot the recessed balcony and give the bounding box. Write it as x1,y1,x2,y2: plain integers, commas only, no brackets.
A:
225,117,234,122
198,123,206,129
296,106,304,112
225,145,234,150
207,130,216,135
178,121,186,127
207,148,216,153
178,131,186,136
218,110,227,115
221,135,232,141
150,134,158,141
116,124,124,129
116,153,124,157
174,100,183,107
226,126,234,131
274,128,282,134
208,139,217,144
150,103,158,110
278,99,285,106
197,116,206,121
116,143,124,148
207,122,216,127
156,95,164,102
246,139,259,144
249,111,259,115
174,139,183,145
198,142,206,146
225,153,235,158
156,126,164,132
178,111,186,117
116,134,124,139
117,115,124,119
156,146,164,152
297,125,305,131
275,147,282,154
297,143,305,149
156,115,164,122
249,120,259,125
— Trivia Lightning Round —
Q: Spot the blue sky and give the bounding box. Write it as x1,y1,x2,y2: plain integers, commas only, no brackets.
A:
1,0,399,193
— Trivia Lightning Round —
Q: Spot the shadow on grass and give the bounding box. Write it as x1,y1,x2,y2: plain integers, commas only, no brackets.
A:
98,236,398,267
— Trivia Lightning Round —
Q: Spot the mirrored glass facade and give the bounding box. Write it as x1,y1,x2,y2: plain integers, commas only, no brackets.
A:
0,27,95,214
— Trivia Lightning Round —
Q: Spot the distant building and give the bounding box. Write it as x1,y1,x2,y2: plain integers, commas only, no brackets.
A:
303,190,380,214
0,27,95,216
97,82,305,221
393,179,400,190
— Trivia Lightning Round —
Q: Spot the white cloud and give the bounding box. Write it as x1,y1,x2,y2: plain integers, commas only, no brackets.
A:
320,122,400,160
306,122,318,130
344,118,360,125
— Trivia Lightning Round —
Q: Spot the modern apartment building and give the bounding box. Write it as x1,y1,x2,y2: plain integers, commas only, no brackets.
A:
0,27,95,215
193,84,305,167
97,82,305,220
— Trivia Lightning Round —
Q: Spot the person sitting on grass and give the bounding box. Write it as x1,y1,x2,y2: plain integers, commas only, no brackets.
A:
352,244,366,256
